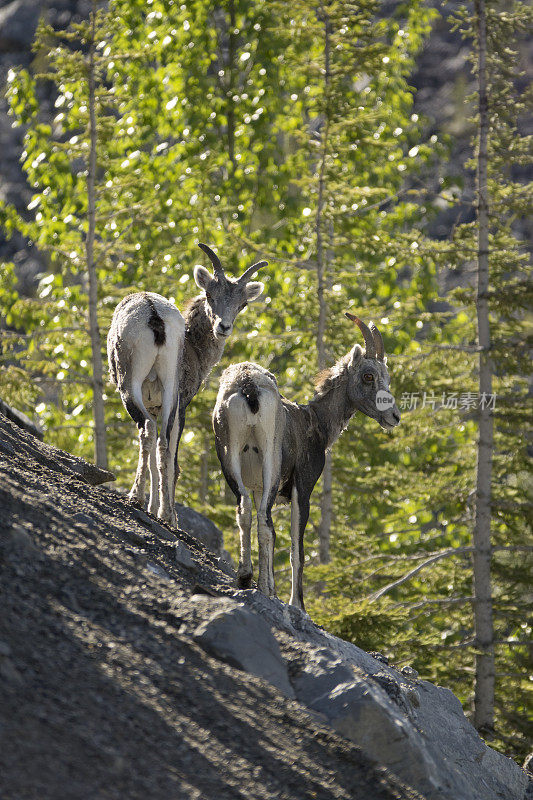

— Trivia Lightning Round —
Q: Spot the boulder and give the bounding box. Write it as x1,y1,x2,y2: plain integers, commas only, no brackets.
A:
176,503,223,554
291,646,445,799
0,399,42,440
237,591,531,800
193,600,295,699
174,540,196,571
0,0,39,50
306,678,446,799
217,549,236,578
291,646,356,706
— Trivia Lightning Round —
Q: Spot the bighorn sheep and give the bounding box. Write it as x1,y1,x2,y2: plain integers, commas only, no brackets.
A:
107,243,266,526
212,313,400,610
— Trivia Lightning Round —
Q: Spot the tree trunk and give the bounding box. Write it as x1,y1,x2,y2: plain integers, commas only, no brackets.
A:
200,431,210,504
86,5,108,469
472,0,495,735
316,6,332,564
226,0,237,173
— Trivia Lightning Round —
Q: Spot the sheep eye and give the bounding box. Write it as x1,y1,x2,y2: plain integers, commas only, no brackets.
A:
362,373,374,384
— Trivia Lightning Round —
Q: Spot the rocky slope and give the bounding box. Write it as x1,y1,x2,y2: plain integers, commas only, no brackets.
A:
0,411,530,800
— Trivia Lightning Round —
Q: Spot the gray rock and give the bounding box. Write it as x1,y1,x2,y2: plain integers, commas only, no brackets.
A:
0,641,12,657
310,678,446,799
130,508,177,542
291,647,444,798
72,512,96,528
146,562,171,581
415,679,530,800
369,650,389,665
236,591,530,800
2,523,39,556
0,0,39,50
291,647,355,707
194,601,295,698
176,504,223,554
217,549,236,578
150,520,178,543
174,541,196,570
0,400,42,440
401,665,419,680
130,507,153,528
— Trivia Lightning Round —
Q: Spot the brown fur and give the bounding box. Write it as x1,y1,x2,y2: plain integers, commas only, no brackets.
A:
312,352,353,399
179,295,225,409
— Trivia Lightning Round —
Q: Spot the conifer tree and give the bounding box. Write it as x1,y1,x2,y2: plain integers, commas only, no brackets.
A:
471,0,495,736
306,0,532,759
1,0,529,759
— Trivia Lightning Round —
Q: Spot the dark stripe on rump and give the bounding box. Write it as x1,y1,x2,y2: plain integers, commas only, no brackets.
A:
124,397,146,429
240,376,259,414
146,297,166,346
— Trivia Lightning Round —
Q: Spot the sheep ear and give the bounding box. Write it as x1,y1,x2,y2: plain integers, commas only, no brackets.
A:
244,281,264,302
349,343,363,368
194,265,213,291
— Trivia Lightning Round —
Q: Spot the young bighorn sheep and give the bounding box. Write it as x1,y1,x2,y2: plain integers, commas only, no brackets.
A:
107,243,266,526
212,313,401,610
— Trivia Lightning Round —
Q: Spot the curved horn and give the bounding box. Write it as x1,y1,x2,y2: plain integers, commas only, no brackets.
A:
369,321,385,361
344,312,376,358
239,260,268,283
198,243,224,277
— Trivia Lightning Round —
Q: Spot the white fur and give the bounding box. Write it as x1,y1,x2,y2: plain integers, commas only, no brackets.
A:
109,246,267,528
107,292,185,526
213,366,284,597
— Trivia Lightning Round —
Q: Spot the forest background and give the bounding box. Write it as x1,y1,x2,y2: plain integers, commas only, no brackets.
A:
0,0,531,762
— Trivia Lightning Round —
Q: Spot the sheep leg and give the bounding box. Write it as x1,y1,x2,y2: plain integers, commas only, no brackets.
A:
157,378,179,527
170,404,186,503
289,482,309,611
147,438,159,516
225,442,252,588
127,408,156,507
237,493,253,589
165,397,180,522
213,427,253,588
257,457,278,598
124,364,157,508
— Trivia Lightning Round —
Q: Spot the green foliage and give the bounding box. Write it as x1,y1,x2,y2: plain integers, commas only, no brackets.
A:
0,0,530,762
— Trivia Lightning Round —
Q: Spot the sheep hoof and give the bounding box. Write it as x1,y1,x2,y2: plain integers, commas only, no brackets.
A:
237,570,253,589
158,507,177,528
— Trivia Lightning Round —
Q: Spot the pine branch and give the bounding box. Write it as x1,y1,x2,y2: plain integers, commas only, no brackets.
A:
367,547,474,602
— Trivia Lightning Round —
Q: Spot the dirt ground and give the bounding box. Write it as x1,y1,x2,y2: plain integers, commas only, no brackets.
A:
0,413,423,800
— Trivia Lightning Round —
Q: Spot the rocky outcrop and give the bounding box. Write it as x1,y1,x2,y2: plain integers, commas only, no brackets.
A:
0,411,530,800
206,589,530,800
0,410,113,484
0,397,43,439
193,598,295,699
0,0,39,50
0,1,90,293
176,502,224,554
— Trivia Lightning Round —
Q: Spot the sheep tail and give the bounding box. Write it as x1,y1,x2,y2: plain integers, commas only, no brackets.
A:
240,377,259,414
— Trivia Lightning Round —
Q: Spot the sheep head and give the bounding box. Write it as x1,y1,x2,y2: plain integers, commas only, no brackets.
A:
194,243,266,340
344,312,401,430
